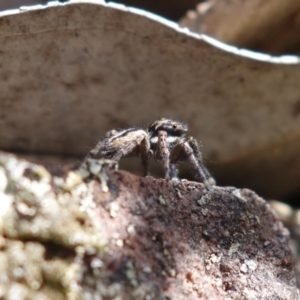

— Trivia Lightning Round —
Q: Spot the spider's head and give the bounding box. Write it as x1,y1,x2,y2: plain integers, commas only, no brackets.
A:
148,118,188,138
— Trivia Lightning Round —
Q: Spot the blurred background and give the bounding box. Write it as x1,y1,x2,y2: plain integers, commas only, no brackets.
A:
2,0,300,55
2,0,300,200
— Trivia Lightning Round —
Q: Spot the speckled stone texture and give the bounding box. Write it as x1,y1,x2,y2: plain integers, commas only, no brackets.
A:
0,153,297,299
89,170,297,299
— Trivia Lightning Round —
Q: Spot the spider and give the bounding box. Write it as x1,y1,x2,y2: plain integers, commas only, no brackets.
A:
82,118,215,187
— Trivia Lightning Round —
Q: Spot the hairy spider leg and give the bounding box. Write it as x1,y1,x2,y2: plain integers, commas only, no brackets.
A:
157,131,170,179
170,137,216,187
157,130,178,179
187,137,215,186
139,136,151,176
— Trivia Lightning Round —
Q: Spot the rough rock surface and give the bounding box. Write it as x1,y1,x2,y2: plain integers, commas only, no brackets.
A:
0,152,297,299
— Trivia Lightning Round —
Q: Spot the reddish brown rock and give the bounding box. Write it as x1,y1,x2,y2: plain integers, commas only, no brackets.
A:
88,169,297,299
0,154,297,299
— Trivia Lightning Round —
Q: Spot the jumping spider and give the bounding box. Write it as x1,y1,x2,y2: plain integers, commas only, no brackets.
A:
82,118,215,186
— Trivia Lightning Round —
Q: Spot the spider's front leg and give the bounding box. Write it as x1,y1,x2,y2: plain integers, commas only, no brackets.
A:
139,137,151,177
157,131,170,179
170,137,216,187
156,131,178,179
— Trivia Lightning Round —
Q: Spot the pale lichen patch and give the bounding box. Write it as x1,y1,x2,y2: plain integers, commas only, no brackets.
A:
109,202,120,218
228,242,240,256
80,159,118,193
245,260,257,271
158,195,166,205
232,189,247,202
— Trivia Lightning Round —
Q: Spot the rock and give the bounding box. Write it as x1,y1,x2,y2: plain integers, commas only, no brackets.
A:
0,152,297,299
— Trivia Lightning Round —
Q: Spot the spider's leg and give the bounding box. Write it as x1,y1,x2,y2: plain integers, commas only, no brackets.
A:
170,137,215,187
187,137,215,185
140,135,151,176
133,134,151,176
157,130,171,179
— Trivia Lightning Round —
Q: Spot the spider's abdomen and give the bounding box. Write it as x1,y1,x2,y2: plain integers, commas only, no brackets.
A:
102,128,148,156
